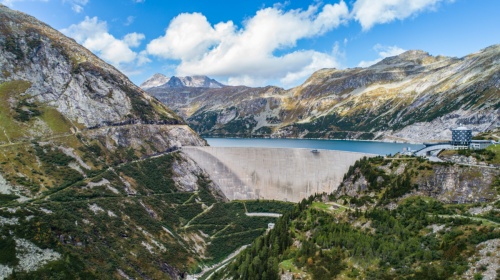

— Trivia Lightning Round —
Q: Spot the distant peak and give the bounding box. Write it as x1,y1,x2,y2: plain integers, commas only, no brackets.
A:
140,73,170,89
151,73,168,79
141,74,225,89
373,49,444,67
399,50,429,59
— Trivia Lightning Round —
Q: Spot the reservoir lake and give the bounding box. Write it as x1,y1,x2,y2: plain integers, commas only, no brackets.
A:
205,138,425,156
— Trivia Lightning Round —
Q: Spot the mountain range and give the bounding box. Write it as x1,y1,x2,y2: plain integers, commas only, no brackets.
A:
144,46,499,142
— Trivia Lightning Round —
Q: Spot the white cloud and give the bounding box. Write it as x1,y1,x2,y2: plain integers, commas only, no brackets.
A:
125,16,135,26
147,2,349,87
62,0,88,13
71,4,83,13
358,44,406,67
352,0,451,30
123,32,145,48
137,50,151,66
61,17,147,74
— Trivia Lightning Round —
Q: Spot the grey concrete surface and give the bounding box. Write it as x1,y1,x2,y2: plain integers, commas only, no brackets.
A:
414,144,453,156
182,147,374,202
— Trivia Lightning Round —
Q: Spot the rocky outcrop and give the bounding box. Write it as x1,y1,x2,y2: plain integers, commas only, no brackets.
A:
464,239,500,280
415,165,498,203
0,5,208,198
84,124,206,153
336,158,499,204
144,45,499,142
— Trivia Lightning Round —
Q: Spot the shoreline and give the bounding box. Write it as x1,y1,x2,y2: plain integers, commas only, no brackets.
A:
202,136,425,145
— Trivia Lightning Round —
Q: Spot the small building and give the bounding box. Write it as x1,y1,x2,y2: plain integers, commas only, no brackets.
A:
414,126,495,156
451,127,472,149
470,140,495,150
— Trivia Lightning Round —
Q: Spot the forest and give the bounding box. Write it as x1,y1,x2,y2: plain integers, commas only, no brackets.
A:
215,156,500,279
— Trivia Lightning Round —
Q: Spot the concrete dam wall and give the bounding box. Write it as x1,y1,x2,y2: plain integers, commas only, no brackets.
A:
182,147,375,202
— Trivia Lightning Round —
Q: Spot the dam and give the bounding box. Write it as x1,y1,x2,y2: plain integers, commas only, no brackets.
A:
182,146,375,202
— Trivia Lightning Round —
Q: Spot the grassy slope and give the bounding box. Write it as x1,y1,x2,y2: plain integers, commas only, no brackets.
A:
0,147,293,279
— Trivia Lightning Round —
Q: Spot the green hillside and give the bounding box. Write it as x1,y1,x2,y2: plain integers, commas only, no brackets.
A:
217,156,500,280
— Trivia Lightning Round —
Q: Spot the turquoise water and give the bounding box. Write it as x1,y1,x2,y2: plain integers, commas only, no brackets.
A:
205,138,424,156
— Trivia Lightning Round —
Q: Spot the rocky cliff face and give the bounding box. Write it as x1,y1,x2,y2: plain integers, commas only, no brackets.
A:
0,3,210,149
336,157,499,204
147,85,284,135
0,6,184,130
0,3,213,195
144,46,499,142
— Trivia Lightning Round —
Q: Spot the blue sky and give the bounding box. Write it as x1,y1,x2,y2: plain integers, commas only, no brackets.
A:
2,0,499,88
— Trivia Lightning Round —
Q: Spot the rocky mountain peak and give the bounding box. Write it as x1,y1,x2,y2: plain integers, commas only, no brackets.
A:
141,74,225,89
179,75,225,88
140,73,170,89
165,76,185,88
399,49,430,59
374,49,437,67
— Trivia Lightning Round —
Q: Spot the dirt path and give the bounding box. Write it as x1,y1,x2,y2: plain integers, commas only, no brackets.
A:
183,204,214,228
245,212,282,218
187,245,249,280
438,214,500,226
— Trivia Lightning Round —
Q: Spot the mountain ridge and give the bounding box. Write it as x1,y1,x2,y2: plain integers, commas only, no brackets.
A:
140,73,225,89
143,45,499,142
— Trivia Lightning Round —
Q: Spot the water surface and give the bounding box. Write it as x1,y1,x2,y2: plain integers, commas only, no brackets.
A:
205,138,424,156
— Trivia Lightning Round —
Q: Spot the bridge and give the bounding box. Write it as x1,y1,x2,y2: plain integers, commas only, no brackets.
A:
414,144,454,157
182,147,375,202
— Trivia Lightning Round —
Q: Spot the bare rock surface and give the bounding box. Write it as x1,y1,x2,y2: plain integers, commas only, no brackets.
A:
464,239,500,280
